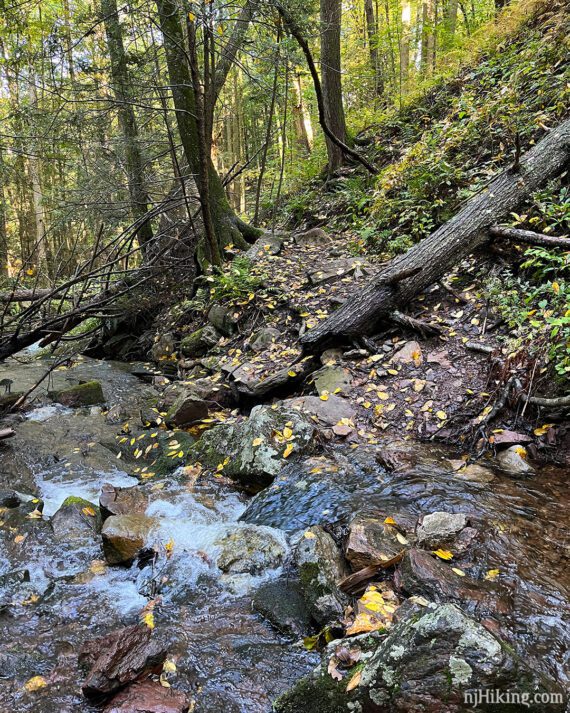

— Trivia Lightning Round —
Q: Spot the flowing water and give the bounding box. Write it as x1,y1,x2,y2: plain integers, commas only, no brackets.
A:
0,355,568,710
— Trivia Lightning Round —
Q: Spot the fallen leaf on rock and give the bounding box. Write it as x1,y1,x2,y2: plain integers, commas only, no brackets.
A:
283,443,294,458
82,506,96,517
346,670,362,692
304,530,316,539
24,676,47,692
432,549,453,560
452,567,466,577
408,595,429,606
485,569,500,580
252,437,263,447
533,424,554,436
327,657,343,681
384,516,396,525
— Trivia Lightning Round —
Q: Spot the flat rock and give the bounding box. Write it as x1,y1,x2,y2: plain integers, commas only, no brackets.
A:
215,526,287,574
391,341,423,366
295,525,349,626
497,445,535,476
103,679,188,713
416,511,467,547
81,625,167,699
49,380,105,407
451,462,495,483
307,257,369,285
491,430,533,446
101,514,155,565
246,233,283,259
286,394,356,428
311,365,352,396
99,483,149,521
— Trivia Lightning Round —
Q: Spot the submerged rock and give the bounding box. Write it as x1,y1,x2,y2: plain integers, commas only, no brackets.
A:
189,404,315,489
49,380,105,407
275,603,563,712
497,445,535,476
102,679,188,713
295,525,348,626
81,624,167,699
101,514,155,565
215,526,287,575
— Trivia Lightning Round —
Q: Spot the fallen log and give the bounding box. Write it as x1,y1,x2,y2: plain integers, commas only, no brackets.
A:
490,225,570,249
0,289,71,303
300,119,570,350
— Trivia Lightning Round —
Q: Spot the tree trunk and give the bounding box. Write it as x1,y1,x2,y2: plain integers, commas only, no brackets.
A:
399,0,412,96
155,0,260,257
320,0,348,176
0,147,9,277
364,0,383,97
301,119,570,350
421,0,436,75
102,0,154,248
292,71,313,155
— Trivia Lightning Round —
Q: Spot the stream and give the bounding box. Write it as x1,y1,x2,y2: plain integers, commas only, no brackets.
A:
0,355,568,711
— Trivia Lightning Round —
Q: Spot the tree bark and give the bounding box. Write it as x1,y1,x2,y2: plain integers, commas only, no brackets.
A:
320,0,348,176
156,0,260,256
102,0,154,248
364,0,383,97
292,71,313,155
490,225,570,249
301,119,570,350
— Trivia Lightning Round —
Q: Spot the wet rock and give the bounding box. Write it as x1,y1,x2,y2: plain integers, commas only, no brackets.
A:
395,549,510,616
179,325,220,358
99,483,149,522
275,603,562,713
375,440,442,471
294,227,332,247
295,525,349,626
311,365,352,396
252,577,313,637
497,445,535,476
346,512,413,571
0,489,29,508
0,391,24,412
391,340,423,366
150,333,176,362
49,380,105,407
453,462,495,483
0,569,30,610
492,430,533,446
250,327,280,352
165,388,209,427
189,404,315,489
215,526,287,574
416,511,467,547
285,394,356,428
101,514,155,565
207,304,238,337
81,625,168,699
102,679,188,713
51,496,102,542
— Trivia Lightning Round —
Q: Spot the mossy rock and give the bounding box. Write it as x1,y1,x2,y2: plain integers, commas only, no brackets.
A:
51,496,102,540
180,325,220,358
49,380,105,407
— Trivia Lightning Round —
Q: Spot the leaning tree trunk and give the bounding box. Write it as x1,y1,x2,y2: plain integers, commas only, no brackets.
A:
301,118,570,351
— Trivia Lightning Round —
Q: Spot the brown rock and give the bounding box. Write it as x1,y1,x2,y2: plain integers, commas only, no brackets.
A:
101,514,155,565
81,625,168,699
103,680,188,713
99,484,149,522
491,430,533,446
391,341,423,366
294,227,332,247
346,513,414,571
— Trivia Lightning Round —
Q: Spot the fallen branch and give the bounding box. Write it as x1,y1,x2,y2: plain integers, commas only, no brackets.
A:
524,393,570,409
338,551,405,596
0,428,15,440
0,289,73,304
390,309,443,338
490,225,570,249
300,118,570,350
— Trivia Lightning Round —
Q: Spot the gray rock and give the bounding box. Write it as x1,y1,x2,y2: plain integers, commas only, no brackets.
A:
311,365,352,396
307,257,369,286
295,525,349,626
180,325,220,358
165,389,209,426
189,404,315,489
285,394,356,428
275,603,563,713
294,227,332,247
251,327,281,352
246,233,283,259
416,511,467,547
320,348,344,365
346,512,414,571
215,526,287,574
99,483,149,522
497,445,535,476
51,496,102,542
101,514,155,565
150,332,176,362
207,304,238,337
391,340,423,365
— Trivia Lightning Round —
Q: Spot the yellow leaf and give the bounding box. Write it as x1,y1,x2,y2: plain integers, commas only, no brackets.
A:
452,567,466,577
514,446,527,458
534,423,554,436
24,675,47,692
436,410,447,420
82,506,96,517
142,611,155,629
395,532,409,545
283,443,294,458
320,392,329,401
164,538,175,559
304,530,316,539
163,659,177,673
552,281,560,294
283,426,293,440
288,370,297,377
432,549,453,560
384,516,396,525
188,11,196,22
346,670,361,692
485,569,500,581
252,437,263,447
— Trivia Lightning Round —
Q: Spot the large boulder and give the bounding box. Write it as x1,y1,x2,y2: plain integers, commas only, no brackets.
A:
275,603,564,712
295,525,349,626
101,514,155,565
189,404,315,489
215,526,287,575
49,380,105,407
165,388,209,427
285,394,356,428
180,325,220,358
207,304,238,336
99,484,149,522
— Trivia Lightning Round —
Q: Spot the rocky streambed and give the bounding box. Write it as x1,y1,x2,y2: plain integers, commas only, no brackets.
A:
0,355,568,712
